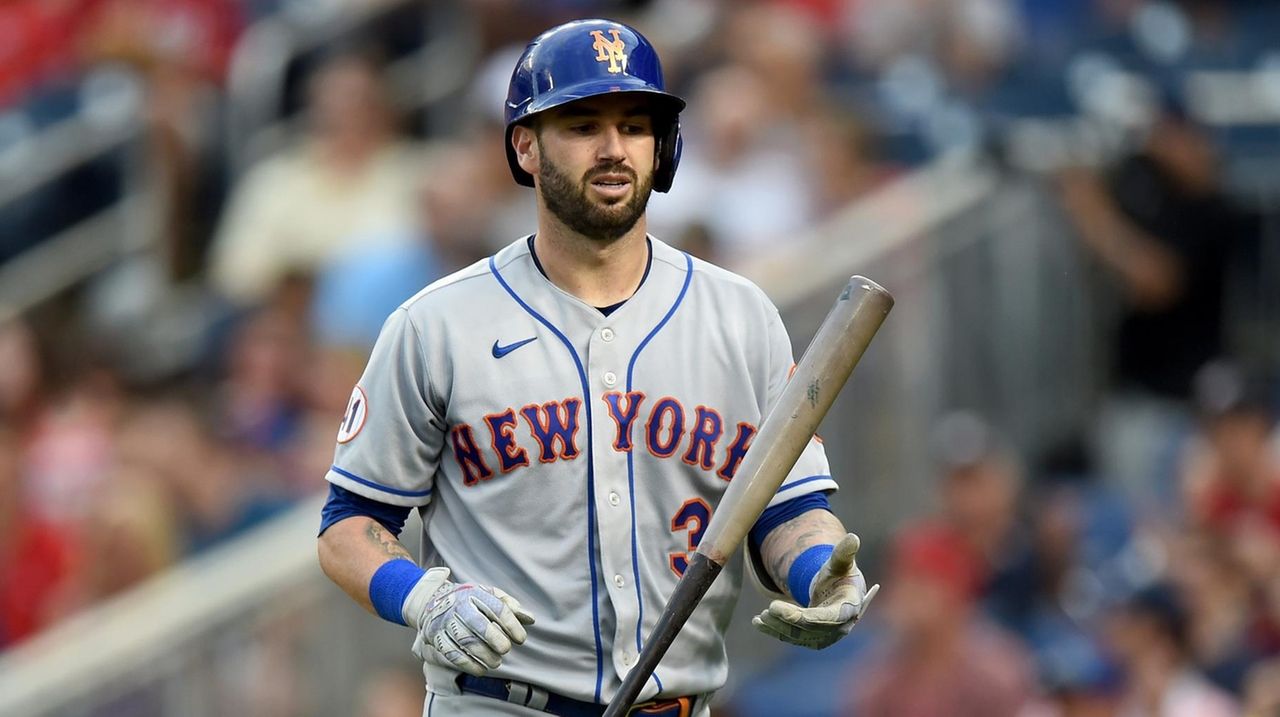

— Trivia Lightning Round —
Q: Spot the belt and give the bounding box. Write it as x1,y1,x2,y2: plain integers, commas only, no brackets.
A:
456,675,693,717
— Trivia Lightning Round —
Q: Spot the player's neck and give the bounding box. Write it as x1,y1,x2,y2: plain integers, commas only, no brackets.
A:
532,219,649,308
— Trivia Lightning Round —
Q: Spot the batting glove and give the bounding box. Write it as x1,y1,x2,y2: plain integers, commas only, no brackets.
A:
751,533,879,650
404,567,536,676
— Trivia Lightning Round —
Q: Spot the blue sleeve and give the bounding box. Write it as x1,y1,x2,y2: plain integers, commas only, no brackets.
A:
747,491,833,555
319,483,413,537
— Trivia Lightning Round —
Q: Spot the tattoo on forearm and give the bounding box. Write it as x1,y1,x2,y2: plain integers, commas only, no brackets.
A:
365,521,413,561
761,510,846,599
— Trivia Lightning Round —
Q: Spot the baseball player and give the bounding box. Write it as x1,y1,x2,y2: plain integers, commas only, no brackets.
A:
317,18,876,716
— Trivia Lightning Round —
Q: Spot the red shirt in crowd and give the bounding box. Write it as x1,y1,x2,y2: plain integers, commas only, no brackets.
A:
1197,471,1280,537
0,517,75,647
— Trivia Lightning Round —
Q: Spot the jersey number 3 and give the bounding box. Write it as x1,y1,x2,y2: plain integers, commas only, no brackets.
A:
669,498,712,577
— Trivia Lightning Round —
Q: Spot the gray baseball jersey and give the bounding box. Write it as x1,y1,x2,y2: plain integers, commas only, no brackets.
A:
327,236,835,705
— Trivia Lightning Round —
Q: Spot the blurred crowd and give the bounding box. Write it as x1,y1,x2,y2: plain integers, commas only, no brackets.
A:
1,0,1280,716
728,378,1280,717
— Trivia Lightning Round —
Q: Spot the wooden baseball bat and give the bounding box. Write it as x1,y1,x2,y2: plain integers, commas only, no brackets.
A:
602,276,894,716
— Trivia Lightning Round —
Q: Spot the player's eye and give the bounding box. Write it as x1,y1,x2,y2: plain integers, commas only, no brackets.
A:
621,123,649,135
569,123,596,134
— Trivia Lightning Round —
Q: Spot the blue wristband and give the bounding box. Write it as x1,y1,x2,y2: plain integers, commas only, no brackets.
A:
787,544,834,607
369,559,426,626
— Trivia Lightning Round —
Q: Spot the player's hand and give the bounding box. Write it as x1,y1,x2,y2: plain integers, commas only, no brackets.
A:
751,533,878,650
403,567,536,676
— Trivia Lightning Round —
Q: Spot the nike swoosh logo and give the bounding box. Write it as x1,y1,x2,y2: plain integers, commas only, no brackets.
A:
492,337,538,359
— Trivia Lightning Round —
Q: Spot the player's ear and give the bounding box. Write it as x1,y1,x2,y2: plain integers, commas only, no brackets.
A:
512,124,540,178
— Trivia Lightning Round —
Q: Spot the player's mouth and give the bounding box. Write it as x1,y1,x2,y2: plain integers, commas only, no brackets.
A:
588,173,633,200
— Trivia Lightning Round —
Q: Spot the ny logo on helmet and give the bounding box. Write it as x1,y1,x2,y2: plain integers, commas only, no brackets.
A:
590,29,627,74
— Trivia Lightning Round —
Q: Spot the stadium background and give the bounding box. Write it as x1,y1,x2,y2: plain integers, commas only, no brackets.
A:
1,0,1280,715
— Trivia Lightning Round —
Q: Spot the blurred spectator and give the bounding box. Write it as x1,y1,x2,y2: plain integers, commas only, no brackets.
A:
842,0,944,73
64,470,177,603
1173,364,1280,679
1180,363,1280,547
281,407,351,497
1105,585,1239,717
0,0,88,111
309,139,496,350
928,412,1023,570
79,0,242,85
167,416,290,554
843,0,1021,82
115,397,290,554
1060,101,1256,508
922,413,1118,706
285,322,375,499
76,0,242,282
208,49,421,305
19,332,123,528
939,0,1022,95
986,486,1121,698
985,484,1073,624
0,312,49,430
847,525,1036,717
1060,103,1243,401
1164,533,1262,693
723,3,826,122
215,295,358,496
649,2,895,257
215,305,310,458
0,427,77,649
800,104,890,220
647,63,813,260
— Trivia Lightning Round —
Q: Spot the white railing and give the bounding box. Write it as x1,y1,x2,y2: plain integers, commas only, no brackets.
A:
0,194,156,312
0,496,324,716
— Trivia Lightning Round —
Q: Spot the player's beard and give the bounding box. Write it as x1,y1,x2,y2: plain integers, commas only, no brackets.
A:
538,144,653,242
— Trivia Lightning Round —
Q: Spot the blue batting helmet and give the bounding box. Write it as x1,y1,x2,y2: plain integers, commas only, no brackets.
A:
504,19,685,192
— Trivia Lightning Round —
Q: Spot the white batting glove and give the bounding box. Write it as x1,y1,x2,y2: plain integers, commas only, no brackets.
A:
404,567,536,676
751,533,879,650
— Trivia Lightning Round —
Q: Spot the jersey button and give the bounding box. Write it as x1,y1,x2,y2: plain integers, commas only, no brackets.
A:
603,371,617,387
622,654,635,667
608,492,621,506
601,328,615,342
613,574,625,588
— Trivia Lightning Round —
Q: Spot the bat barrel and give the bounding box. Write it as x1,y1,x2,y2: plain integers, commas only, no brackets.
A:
697,276,893,564
601,554,723,717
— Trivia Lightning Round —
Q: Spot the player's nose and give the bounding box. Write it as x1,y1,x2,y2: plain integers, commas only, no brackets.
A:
596,126,626,162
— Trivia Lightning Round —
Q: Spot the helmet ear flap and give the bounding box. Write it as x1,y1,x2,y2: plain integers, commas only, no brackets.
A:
653,118,682,193
505,125,536,188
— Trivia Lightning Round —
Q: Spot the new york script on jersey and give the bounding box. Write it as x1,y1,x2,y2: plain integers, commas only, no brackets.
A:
448,393,757,486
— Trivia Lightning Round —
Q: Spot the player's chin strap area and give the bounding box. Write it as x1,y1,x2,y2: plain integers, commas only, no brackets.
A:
456,675,695,717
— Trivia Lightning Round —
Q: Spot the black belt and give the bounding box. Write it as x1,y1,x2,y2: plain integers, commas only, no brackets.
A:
456,675,693,717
